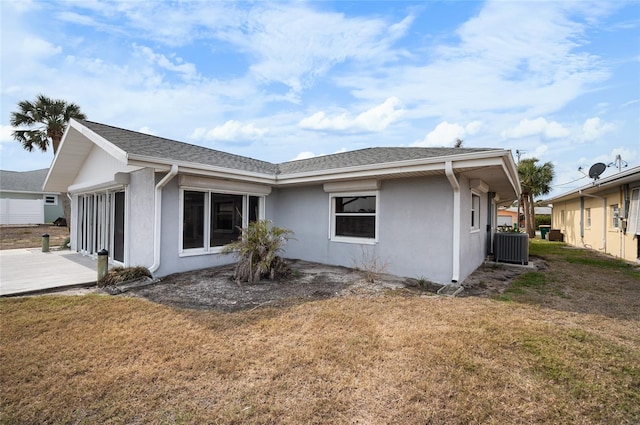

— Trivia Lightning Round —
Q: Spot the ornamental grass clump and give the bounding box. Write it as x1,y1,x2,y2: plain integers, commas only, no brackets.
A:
223,220,294,284
97,266,152,287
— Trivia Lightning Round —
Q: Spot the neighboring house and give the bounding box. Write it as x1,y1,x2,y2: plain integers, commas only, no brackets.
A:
497,206,552,228
0,169,64,225
43,119,521,285
548,166,640,263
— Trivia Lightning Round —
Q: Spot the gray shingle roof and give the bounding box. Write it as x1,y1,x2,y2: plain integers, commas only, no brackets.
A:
277,147,495,174
80,120,278,175
0,169,49,192
78,120,500,176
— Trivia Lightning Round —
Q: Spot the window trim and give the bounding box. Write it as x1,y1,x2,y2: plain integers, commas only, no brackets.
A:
179,187,265,256
585,208,591,228
329,190,379,244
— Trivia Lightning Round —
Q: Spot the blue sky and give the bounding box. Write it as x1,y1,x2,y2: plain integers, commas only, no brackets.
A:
1,0,638,198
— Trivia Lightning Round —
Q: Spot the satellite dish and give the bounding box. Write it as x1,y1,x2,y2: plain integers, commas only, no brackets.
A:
588,163,607,180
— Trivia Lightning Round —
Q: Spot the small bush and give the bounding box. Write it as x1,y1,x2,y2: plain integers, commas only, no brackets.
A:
98,266,152,287
222,220,294,284
61,237,71,249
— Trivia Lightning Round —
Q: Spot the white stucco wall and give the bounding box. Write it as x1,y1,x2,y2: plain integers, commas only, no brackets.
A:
271,176,460,284
72,145,141,189
152,173,496,284
127,168,155,268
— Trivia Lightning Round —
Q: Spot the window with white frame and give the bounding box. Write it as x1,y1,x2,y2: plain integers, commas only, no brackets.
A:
44,195,58,205
610,204,620,229
181,190,262,253
331,193,377,241
471,193,481,231
585,208,591,227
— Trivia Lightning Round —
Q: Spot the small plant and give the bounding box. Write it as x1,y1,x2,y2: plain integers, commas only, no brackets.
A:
497,225,524,233
98,266,152,287
222,220,294,284
61,237,71,249
417,276,427,287
352,246,389,283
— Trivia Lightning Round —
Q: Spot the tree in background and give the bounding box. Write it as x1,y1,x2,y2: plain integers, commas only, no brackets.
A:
10,94,87,228
517,158,554,238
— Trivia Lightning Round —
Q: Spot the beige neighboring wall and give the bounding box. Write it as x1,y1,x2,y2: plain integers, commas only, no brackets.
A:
549,166,640,263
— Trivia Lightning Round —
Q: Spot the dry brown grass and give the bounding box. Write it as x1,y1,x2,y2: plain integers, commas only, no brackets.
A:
0,225,69,250
1,241,639,424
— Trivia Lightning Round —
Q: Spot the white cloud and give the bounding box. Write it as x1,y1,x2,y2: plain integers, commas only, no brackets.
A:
133,44,199,82
138,126,156,135
0,125,15,143
412,121,483,147
291,151,316,161
502,117,570,139
299,97,404,132
231,6,412,93
22,37,62,57
581,117,615,141
190,120,268,142
289,147,347,161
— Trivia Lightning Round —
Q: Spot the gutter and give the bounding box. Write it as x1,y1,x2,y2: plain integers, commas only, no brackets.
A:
579,190,606,251
149,164,179,273
445,161,461,283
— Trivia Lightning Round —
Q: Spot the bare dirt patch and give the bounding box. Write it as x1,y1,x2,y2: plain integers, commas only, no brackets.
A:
0,224,69,250
124,258,533,311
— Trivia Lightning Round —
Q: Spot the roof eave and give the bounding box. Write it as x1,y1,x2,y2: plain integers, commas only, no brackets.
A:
276,149,511,183
127,155,277,185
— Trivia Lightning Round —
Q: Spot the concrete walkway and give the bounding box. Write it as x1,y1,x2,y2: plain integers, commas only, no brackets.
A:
0,249,97,296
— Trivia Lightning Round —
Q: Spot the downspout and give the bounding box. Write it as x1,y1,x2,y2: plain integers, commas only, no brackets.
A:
579,190,606,251
580,197,585,240
445,161,460,283
149,165,178,273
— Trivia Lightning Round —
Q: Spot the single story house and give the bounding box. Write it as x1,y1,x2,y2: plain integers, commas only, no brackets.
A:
0,169,65,225
548,166,640,263
44,119,521,285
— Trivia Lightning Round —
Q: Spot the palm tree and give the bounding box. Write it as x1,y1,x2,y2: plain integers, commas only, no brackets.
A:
10,94,87,228
517,158,554,238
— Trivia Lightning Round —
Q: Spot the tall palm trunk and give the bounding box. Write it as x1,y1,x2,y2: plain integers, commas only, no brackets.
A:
521,192,536,238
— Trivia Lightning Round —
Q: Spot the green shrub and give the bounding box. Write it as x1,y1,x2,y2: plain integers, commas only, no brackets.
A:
222,220,294,284
98,266,152,287
535,214,551,229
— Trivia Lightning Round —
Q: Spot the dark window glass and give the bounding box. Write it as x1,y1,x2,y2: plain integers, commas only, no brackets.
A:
335,196,376,213
183,191,205,249
113,191,125,262
335,196,376,238
249,196,260,223
211,193,243,247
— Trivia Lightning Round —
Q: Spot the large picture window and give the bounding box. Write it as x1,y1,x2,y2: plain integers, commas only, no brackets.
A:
181,190,262,253
331,193,377,241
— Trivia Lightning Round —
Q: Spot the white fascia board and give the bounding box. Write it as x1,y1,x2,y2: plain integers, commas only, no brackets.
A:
75,121,128,164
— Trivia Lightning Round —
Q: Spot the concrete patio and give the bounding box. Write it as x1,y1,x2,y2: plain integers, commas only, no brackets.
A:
0,248,97,296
